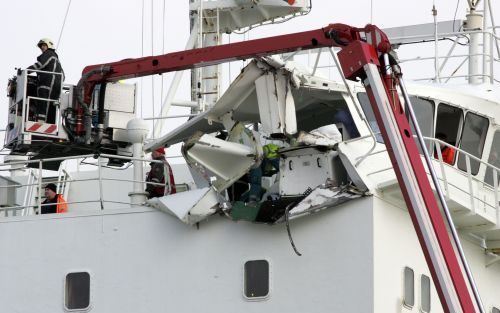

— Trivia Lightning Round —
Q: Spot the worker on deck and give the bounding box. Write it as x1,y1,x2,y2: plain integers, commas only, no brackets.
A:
246,143,281,203
41,183,68,214
434,133,456,165
27,38,64,123
145,147,177,198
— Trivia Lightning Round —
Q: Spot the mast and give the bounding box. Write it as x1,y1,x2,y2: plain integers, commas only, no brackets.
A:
465,0,484,84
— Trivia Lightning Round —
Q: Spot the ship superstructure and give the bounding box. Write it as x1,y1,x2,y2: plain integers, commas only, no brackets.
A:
0,1,499,312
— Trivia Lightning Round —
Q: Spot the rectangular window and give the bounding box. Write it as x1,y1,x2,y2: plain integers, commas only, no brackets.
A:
408,97,435,153
421,274,431,312
403,267,414,308
457,112,489,175
244,260,269,299
65,272,90,310
485,131,500,187
434,103,463,165
357,92,383,143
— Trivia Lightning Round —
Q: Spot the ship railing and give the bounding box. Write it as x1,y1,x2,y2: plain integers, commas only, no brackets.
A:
358,136,499,223
302,29,500,85
0,153,175,217
395,29,499,84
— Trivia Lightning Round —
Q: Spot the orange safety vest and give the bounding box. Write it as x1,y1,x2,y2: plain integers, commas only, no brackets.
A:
56,194,68,213
441,147,456,165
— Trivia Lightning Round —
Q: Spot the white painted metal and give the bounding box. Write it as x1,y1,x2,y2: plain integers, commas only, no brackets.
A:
465,10,484,84
147,186,219,224
103,83,136,113
185,133,258,192
126,119,149,206
279,147,341,196
255,72,297,135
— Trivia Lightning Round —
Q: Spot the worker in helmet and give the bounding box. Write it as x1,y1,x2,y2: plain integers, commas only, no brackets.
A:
27,38,65,123
145,147,177,198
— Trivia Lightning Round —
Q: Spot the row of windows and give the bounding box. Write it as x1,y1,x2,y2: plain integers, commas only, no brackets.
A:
403,267,431,312
358,93,499,187
65,264,500,311
63,261,270,311
403,267,500,313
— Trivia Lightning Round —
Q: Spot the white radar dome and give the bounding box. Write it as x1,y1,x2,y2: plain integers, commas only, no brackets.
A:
126,118,149,144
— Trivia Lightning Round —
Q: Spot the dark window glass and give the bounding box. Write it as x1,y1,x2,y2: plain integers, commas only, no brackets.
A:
403,267,414,308
408,97,435,153
485,131,500,187
65,272,90,310
434,103,463,165
458,112,489,175
357,93,433,148
244,260,269,298
357,92,383,143
421,275,431,312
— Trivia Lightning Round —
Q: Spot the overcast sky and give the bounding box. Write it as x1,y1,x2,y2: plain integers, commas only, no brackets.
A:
0,0,496,160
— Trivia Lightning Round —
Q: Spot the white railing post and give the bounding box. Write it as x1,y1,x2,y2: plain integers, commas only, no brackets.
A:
38,160,43,215
435,141,450,199
98,156,104,210
465,155,476,213
127,119,149,206
494,170,499,224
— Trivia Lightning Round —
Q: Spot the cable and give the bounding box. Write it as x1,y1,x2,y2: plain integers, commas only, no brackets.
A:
284,202,302,256
56,0,72,49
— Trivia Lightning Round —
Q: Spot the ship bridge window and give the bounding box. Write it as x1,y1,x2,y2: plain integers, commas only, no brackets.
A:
244,260,270,299
357,92,383,143
485,130,500,187
357,93,434,146
434,104,463,165
408,97,435,153
65,272,91,311
457,112,489,175
294,91,360,140
403,266,415,308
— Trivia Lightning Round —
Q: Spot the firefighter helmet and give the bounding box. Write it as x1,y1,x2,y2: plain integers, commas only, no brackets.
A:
37,38,55,49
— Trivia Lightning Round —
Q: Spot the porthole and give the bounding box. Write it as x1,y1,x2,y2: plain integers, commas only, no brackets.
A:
244,260,269,299
403,267,414,308
65,272,90,311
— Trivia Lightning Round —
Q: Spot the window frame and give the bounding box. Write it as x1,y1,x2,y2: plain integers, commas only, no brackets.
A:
434,102,465,166
243,259,271,301
484,129,500,188
457,111,490,175
420,274,431,313
64,271,92,312
403,266,415,308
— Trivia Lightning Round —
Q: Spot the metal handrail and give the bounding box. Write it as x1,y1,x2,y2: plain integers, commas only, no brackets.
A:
0,153,175,216
360,136,499,214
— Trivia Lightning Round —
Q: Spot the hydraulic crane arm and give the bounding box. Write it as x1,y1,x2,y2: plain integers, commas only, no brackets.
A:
80,24,387,103
78,23,479,313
